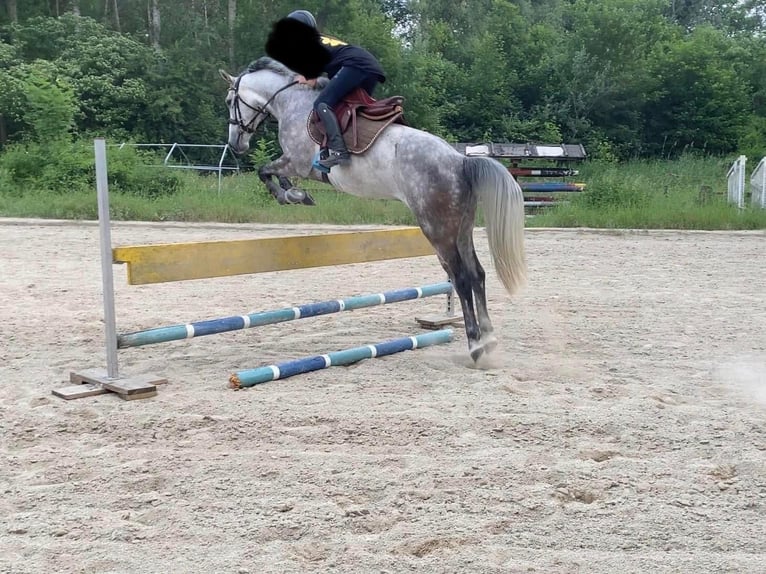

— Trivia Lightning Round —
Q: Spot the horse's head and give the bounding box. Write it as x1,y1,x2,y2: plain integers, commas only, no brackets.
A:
219,69,268,155
219,58,299,155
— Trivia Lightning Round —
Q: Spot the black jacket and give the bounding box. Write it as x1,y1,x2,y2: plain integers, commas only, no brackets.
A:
321,38,385,83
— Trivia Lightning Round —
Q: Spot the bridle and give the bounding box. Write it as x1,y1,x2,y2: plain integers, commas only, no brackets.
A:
227,74,298,134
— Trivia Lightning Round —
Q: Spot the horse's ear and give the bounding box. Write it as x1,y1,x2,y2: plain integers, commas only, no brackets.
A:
219,69,234,86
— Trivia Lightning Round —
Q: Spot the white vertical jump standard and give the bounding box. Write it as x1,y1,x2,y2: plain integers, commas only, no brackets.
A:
55,139,458,401
750,157,766,209
727,155,746,209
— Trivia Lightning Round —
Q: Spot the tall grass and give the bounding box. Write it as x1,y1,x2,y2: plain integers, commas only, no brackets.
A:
1,146,764,229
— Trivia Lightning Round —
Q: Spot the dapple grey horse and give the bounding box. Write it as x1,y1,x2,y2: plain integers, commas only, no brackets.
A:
220,57,526,362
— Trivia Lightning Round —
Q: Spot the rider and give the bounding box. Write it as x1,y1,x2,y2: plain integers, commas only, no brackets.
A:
266,10,386,170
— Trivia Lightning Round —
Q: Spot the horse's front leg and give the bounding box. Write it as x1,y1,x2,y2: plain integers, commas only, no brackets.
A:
257,155,315,206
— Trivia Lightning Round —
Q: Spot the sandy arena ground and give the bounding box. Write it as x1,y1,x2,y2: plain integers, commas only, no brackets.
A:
1,219,765,573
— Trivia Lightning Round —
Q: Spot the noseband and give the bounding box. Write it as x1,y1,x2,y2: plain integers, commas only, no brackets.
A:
228,75,298,134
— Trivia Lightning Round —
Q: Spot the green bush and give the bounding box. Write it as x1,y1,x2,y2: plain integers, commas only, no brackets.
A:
0,140,181,197
106,147,181,198
114,168,181,198
247,137,280,167
0,143,45,191
0,140,95,193
40,142,94,193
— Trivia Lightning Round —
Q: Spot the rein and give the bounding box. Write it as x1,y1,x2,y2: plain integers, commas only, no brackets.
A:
228,76,299,134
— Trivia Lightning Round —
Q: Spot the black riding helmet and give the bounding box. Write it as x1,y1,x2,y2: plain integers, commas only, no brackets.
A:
287,10,317,29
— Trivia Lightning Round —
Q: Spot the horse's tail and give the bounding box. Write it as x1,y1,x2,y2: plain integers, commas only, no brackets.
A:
464,156,527,295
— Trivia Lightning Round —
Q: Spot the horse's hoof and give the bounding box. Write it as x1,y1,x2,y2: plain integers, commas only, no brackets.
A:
470,346,485,363
300,191,316,206
284,187,316,206
469,335,498,363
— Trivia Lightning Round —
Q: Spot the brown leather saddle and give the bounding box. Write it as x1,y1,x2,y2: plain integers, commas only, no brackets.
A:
308,88,406,154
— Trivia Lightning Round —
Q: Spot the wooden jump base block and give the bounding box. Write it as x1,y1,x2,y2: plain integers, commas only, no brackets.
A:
113,227,435,285
118,282,455,348
230,329,454,388
53,369,168,401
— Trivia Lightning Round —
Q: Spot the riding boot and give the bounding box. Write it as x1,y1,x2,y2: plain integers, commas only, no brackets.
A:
316,102,350,169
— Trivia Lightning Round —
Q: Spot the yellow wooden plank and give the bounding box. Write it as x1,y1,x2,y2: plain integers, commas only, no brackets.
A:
112,228,435,285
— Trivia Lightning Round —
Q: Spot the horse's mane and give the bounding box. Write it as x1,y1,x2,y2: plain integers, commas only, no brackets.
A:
244,56,328,89
246,57,295,77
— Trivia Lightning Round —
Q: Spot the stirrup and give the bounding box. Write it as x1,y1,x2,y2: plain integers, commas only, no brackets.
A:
312,151,331,174
317,149,350,169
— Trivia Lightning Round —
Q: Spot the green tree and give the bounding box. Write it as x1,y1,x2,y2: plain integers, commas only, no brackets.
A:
54,17,157,136
22,60,77,141
644,26,752,156
395,41,459,137
550,0,673,156
0,39,21,145
666,0,755,32
1,0,765,160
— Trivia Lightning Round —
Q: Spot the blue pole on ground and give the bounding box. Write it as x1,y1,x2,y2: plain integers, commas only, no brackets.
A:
229,329,454,388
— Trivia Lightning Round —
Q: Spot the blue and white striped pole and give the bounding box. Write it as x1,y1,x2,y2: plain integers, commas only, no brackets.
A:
229,329,454,388
117,282,453,349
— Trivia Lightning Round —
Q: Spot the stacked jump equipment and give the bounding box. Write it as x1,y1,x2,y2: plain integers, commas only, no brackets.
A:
55,139,459,401
456,142,587,208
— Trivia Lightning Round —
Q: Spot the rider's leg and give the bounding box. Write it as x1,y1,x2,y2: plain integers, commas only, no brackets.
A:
315,101,350,167
314,67,377,169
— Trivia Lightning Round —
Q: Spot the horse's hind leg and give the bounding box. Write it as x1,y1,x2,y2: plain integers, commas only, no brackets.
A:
426,237,485,362
447,253,486,362
456,226,497,357
469,250,497,355
412,208,490,361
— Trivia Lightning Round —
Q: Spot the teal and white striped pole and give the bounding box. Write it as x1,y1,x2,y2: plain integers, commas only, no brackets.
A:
229,329,454,388
118,282,453,348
